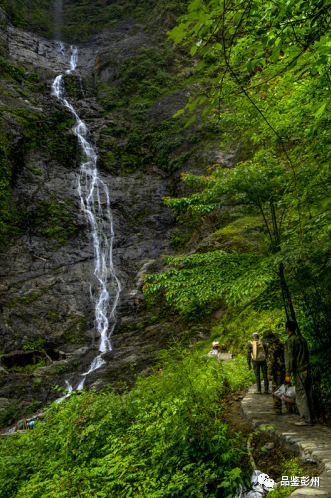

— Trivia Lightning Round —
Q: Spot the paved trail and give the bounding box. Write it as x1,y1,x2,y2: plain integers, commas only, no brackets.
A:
241,384,331,497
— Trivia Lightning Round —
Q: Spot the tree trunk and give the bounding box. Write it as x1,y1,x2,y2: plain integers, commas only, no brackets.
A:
279,262,301,335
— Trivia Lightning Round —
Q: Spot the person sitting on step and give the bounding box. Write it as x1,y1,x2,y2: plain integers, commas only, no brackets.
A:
207,341,221,361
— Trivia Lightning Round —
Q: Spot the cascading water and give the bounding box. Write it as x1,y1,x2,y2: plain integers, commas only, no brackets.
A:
52,45,121,392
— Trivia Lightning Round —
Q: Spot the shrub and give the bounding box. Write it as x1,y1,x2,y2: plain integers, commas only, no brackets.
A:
0,347,252,498
22,338,46,351
25,400,41,415
268,458,305,497
0,400,21,427
171,230,190,248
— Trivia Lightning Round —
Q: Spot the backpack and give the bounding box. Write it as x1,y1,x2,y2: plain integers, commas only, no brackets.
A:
251,340,266,361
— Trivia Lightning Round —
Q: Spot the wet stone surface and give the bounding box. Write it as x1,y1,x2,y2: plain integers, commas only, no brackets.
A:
0,7,226,408
241,384,331,497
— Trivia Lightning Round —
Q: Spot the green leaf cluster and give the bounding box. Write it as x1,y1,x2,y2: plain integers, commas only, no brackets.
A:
22,338,46,351
0,348,253,497
152,0,331,416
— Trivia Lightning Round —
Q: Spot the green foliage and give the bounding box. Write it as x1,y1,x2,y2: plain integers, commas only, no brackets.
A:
29,200,78,244
171,230,191,248
25,400,41,415
0,348,253,498
169,0,331,130
0,0,53,34
202,308,286,355
5,290,44,308
99,46,175,109
10,107,76,168
55,365,66,374
138,0,331,416
29,167,42,175
211,214,267,254
20,293,42,305
222,355,255,391
268,458,304,497
10,357,46,373
0,58,25,82
144,250,264,317
0,55,78,245
106,4,122,20
143,116,192,172
26,72,39,83
63,74,85,99
47,311,57,320
22,338,46,351
0,0,187,43
0,118,22,244
0,400,20,427
33,378,42,389
63,317,87,344
146,149,331,408
100,114,192,173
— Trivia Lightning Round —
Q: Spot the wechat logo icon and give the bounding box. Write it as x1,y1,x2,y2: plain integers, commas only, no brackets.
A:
258,473,275,488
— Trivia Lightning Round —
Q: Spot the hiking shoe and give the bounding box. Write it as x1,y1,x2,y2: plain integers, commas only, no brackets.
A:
254,391,262,394
294,421,313,426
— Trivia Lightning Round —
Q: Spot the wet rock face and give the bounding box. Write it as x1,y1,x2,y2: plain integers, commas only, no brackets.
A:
4,14,103,79
0,10,178,404
94,32,154,83
0,142,175,401
0,9,233,407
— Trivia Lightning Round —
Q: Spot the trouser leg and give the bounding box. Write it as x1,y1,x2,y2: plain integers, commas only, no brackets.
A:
285,400,298,413
253,361,261,391
272,382,282,415
261,361,269,392
285,400,294,413
294,370,313,424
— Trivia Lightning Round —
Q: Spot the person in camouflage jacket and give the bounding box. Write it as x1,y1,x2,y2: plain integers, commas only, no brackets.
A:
264,330,296,415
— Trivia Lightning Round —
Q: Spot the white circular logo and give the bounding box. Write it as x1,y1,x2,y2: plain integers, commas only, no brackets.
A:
257,473,275,488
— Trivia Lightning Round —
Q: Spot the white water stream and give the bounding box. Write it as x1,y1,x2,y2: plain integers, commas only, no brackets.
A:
52,45,121,392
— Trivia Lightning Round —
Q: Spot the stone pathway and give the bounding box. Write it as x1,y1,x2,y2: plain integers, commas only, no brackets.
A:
241,384,331,497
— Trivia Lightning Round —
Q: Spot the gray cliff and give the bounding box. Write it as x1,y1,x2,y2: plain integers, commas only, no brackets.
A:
0,7,232,415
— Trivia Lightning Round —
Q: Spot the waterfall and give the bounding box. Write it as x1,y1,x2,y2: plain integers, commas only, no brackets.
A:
52,45,121,391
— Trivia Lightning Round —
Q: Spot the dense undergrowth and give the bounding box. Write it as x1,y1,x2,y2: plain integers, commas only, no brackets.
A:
0,1,330,493
0,0,187,41
143,0,331,422
0,348,255,498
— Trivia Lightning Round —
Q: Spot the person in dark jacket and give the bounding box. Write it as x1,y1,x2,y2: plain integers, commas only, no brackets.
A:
247,333,269,394
264,330,284,414
285,321,313,426
264,330,295,414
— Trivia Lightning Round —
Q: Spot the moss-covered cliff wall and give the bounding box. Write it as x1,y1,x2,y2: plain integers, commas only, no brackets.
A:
0,0,237,422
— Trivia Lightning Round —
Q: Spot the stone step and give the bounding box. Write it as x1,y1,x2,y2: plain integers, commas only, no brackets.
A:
241,384,331,498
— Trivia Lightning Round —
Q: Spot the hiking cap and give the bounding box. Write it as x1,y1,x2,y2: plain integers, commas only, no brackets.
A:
212,341,220,347
263,330,278,341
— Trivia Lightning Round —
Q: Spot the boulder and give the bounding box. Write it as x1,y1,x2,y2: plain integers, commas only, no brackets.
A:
16,419,28,430
0,398,9,411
